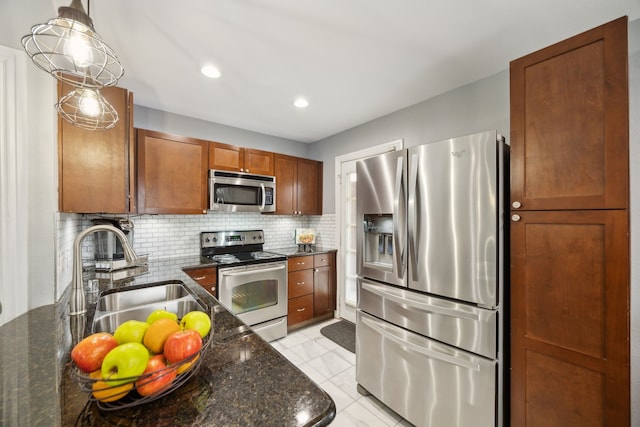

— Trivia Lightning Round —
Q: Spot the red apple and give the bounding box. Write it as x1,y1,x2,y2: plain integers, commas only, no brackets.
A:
163,329,202,364
71,332,118,373
134,354,177,396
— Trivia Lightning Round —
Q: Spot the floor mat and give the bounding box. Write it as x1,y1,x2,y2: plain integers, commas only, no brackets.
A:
320,320,356,353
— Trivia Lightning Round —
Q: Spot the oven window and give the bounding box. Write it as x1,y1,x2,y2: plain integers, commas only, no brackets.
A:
231,278,278,314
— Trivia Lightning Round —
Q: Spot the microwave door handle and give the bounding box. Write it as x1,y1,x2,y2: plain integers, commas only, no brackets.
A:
259,183,266,211
393,155,405,281
221,264,286,277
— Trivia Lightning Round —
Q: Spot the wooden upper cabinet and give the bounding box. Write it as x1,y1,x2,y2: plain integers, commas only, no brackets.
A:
274,154,322,215
510,17,628,211
209,142,274,175
137,129,208,214
58,83,134,213
297,158,323,215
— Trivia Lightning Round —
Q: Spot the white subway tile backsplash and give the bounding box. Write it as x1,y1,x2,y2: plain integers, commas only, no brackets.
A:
72,212,336,261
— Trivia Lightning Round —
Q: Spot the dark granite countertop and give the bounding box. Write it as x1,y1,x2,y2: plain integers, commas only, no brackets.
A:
0,256,335,426
270,247,337,257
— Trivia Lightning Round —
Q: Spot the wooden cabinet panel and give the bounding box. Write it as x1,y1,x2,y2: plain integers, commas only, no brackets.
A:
274,154,323,215
288,269,313,299
275,154,298,215
510,210,629,426
244,148,275,175
137,129,208,214
209,142,243,172
209,142,274,175
288,294,314,325
58,83,134,213
185,266,217,296
313,253,336,317
510,18,628,211
509,17,629,426
288,255,313,272
297,158,322,215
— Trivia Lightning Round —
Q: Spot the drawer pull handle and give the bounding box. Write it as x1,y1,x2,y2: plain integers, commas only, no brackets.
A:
297,307,306,312
297,262,306,265
193,275,206,280
297,281,306,285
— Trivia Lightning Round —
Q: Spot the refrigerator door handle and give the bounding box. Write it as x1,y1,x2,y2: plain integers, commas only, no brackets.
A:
407,152,419,280
361,282,480,321
360,314,481,372
393,155,405,280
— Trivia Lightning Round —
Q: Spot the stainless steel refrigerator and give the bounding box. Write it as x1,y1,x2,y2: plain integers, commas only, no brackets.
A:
355,130,509,427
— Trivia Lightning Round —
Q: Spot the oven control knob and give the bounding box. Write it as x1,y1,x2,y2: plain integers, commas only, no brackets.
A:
205,237,210,242
213,237,218,242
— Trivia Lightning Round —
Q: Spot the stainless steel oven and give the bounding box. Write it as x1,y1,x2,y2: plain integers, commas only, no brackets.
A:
218,261,287,341
200,230,288,341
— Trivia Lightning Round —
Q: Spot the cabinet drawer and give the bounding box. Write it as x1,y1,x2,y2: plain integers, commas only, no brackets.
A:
288,255,314,272
288,294,314,325
314,253,334,267
288,269,313,299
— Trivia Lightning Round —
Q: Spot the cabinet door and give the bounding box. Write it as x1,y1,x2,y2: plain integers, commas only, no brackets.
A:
137,129,208,214
313,264,336,317
244,148,274,175
58,83,133,213
274,154,298,215
209,142,243,172
297,158,323,215
510,210,629,427
510,18,628,211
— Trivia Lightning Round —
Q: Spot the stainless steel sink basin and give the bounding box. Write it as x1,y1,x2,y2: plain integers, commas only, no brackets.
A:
91,281,208,334
96,282,191,312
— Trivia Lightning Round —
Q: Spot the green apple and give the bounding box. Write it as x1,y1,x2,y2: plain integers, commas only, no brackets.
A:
101,343,149,386
146,309,178,324
180,311,211,338
113,320,149,345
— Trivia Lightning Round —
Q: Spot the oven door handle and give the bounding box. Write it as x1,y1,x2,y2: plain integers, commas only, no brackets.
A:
259,183,266,211
220,264,286,277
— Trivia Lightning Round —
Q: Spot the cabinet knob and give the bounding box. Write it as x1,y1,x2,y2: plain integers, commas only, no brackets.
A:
210,286,216,292
512,201,522,209
511,214,521,222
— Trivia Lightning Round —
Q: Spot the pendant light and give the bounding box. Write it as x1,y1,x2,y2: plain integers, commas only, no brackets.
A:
21,0,124,89
56,88,118,131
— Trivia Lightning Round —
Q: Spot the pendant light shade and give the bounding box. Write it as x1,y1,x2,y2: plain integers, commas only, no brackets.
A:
22,0,124,89
56,88,118,131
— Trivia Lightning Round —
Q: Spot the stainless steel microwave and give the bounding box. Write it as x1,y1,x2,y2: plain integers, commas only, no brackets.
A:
209,170,276,213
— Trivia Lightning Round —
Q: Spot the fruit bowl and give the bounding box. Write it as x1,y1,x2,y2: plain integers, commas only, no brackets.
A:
71,281,214,410
72,317,212,411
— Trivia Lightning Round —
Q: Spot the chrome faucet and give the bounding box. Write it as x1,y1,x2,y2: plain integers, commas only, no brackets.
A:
69,224,139,315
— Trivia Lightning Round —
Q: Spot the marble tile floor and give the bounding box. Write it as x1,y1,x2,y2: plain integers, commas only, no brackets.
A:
270,318,413,426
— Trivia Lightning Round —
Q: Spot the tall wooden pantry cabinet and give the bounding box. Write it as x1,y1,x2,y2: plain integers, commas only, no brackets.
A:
509,17,630,426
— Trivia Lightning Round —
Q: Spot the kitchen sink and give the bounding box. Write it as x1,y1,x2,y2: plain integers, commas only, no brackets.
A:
96,282,191,312
92,281,208,334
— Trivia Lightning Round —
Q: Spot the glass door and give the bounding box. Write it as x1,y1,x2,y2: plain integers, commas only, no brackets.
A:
339,162,358,323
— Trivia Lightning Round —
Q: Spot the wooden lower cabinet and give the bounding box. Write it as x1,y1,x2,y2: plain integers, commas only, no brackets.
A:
313,253,336,317
288,294,314,325
287,252,336,329
184,266,217,297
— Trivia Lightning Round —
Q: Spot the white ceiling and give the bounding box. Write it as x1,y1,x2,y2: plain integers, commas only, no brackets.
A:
56,0,640,142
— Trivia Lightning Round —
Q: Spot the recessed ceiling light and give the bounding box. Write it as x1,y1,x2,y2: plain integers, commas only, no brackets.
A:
201,65,221,79
294,97,309,108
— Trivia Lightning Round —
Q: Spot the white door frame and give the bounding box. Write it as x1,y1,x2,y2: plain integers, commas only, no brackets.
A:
334,139,403,322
